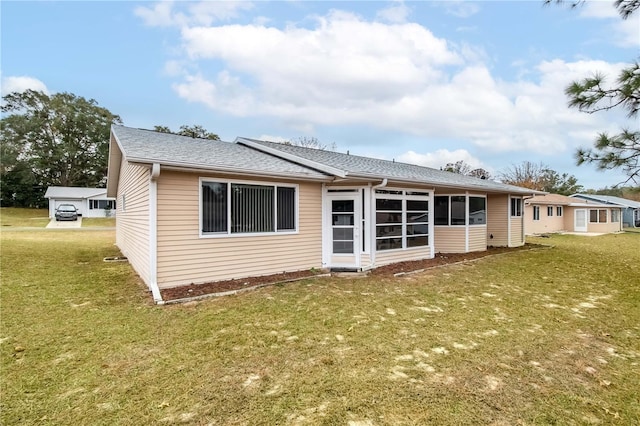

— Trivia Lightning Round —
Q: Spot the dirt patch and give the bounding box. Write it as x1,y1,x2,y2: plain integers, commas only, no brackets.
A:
160,244,543,302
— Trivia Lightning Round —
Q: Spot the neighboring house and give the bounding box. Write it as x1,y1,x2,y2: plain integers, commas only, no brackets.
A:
44,186,116,219
570,194,640,228
524,193,623,235
107,125,541,303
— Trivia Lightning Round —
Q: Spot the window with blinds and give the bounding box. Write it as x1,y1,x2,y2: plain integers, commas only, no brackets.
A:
201,181,296,235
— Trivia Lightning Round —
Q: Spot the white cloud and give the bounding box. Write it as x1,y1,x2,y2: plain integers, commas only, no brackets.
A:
135,1,253,28
377,1,411,24
1,76,49,96
257,134,288,143
579,1,640,47
161,9,631,158
441,1,480,18
397,149,487,171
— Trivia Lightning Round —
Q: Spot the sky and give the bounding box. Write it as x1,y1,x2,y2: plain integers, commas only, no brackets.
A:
2,1,638,189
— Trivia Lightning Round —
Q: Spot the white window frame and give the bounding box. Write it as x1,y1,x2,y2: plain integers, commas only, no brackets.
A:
374,188,430,252
199,177,299,238
533,205,540,221
556,206,563,217
547,206,553,217
611,209,620,223
510,197,523,217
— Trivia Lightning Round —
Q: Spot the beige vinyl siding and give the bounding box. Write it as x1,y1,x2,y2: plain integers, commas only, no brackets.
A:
115,159,150,285
360,253,372,269
487,194,508,247
155,171,322,288
525,204,567,234
375,246,431,266
434,227,466,253
510,217,524,246
468,226,486,252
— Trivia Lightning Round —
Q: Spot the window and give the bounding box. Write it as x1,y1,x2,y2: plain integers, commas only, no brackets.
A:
511,198,522,217
201,180,296,235
435,195,486,226
375,190,429,251
557,206,563,217
533,206,540,221
434,195,466,226
434,196,449,226
611,209,620,223
468,197,486,225
589,209,607,223
89,200,116,210
547,206,553,216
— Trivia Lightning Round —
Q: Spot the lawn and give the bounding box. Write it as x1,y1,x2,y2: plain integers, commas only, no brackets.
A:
1,229,639,425
0,207,49,228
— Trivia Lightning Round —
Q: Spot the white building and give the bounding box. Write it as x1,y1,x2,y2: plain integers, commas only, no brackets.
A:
44,186,116,218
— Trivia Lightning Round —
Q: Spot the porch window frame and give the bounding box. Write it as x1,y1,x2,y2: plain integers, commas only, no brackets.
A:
434,194,487,227
199,177,299,238
374,188,430,252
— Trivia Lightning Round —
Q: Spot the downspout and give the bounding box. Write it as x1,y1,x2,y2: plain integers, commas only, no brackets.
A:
370,179,387,267
149,163,163,304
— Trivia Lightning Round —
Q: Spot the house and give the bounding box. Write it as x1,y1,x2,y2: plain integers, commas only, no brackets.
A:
524,193,623,235
570,193,640,228
44,186,116,219
106,125,541,303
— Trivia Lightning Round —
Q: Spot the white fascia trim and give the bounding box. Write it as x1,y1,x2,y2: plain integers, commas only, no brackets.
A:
236,138,347,178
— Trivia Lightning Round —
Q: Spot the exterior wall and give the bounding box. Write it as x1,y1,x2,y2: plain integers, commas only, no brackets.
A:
586,208,623,233
115,159,151,286
434,227,466,253
468,226,486,252
510,217,524,246
487,194,508,247
374,246,431,266
155,171,323,288
524,204,567,234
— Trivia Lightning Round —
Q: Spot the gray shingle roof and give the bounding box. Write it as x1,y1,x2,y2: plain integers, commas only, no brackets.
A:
571,194,640,209
238,138,540,195
111,126,329,180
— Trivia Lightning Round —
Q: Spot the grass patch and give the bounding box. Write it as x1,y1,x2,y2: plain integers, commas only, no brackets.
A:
81,217,116,227
2,230,639,424
0,207,49,228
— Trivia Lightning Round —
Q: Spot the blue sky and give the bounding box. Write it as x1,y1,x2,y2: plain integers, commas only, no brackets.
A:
2,1,638,189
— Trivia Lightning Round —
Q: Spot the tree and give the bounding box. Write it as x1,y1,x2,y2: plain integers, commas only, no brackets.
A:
283,136,336,151
152,124,220,140
1,90,121,207
547,0,640,184
442,160,492,180
499,161,582,194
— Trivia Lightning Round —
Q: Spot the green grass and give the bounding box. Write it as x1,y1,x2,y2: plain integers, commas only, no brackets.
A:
81,217,116,227
1,230,639,425
0,207,49,228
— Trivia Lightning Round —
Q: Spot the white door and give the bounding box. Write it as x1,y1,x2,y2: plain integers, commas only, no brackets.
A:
574,209,587,232
327,195,360,269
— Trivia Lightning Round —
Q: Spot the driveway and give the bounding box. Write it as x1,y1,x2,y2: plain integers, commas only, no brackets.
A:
46,217,82,229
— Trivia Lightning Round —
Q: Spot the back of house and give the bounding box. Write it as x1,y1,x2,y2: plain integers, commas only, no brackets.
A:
107,125,540,303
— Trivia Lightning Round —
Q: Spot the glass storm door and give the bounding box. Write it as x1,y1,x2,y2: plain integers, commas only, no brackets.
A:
574,209,587,232
329,196,360,268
